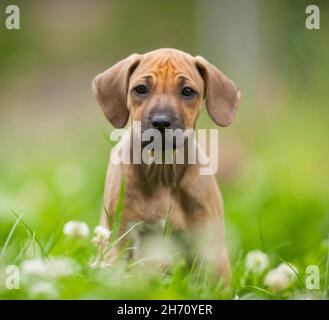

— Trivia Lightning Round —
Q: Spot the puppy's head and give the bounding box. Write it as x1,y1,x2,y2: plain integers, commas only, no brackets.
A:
92,48,241,147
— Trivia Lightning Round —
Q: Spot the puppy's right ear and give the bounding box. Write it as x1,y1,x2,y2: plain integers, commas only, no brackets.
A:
92,54,141,128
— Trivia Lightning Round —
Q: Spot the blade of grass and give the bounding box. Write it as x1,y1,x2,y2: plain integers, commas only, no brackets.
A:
111,177,126,241
14,232,35,264
0,214,23,258
196,256,206,284
11,210,47,257
103,204,113,230
278,257,303,286
98,221,143,263
167,224,175,239
189,252,200,278
245,285,273,296
128,257,150,268
159,253,181,277
163,204,172,238
44,227,63,256
270,241,292,251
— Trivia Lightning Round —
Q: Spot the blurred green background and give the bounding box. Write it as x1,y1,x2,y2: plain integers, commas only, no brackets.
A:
0,0,328,299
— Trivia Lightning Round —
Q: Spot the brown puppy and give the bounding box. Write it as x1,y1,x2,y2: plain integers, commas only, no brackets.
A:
92,48,240,282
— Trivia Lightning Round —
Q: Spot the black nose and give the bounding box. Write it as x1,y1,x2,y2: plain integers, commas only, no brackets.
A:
151,113,172,131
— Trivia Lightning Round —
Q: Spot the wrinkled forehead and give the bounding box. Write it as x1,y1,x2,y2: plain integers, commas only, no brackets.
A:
131,51,203,87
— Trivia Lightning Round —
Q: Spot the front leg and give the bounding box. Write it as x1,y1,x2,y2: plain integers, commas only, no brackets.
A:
180,175,231,284
187,219,231,285
98,160,133,265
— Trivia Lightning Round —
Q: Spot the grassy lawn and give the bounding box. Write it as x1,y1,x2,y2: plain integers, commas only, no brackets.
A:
0,97,328,300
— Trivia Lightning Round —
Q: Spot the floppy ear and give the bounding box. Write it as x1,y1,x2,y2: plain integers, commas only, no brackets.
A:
92,54,141,128
195,56,241,127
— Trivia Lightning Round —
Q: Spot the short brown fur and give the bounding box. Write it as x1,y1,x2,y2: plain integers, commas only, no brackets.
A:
92,48,241,283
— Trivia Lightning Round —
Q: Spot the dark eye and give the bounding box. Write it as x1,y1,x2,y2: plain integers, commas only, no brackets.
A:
181,87,196,97
134,85,148,95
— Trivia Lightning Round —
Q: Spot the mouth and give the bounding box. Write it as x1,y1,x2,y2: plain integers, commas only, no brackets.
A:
140,129,187,150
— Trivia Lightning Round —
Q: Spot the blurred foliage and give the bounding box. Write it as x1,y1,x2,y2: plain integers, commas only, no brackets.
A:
0,0,328,299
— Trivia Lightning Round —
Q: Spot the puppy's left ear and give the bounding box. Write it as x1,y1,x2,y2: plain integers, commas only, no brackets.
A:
92,54,141,128
195,56,241,127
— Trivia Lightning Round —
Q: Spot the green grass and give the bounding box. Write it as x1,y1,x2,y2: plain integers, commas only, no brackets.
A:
0,104,328,300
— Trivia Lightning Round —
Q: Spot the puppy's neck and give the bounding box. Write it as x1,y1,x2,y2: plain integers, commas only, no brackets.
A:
138,149,190,188
129,141,194,193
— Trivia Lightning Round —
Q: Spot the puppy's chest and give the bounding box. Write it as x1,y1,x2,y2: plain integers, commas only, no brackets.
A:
125,186,188,228
127,217,189,264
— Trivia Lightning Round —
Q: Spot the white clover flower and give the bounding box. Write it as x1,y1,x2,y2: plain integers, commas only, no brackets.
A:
46,257,77,279
92,225,111,246
276,263,298,279
21,258,47,277
63,220,90,238
245,250,269,274
140,235,178,266
264,263,298,292
29,281,59,299
21,257,78,280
